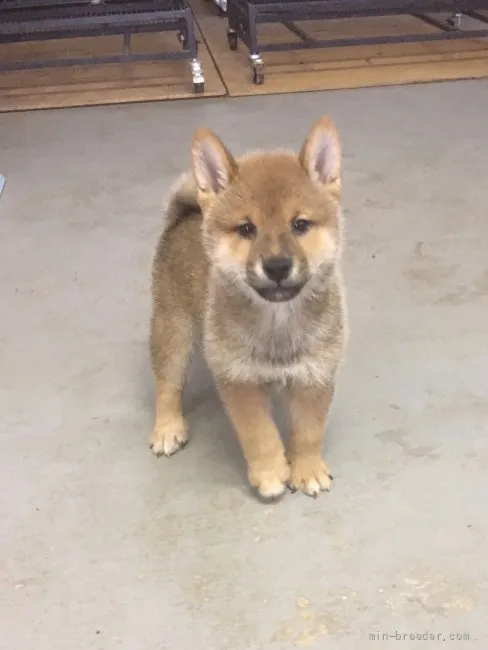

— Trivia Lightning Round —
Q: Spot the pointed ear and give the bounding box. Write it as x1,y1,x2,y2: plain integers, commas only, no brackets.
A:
191,128,237,196
299,116,341,186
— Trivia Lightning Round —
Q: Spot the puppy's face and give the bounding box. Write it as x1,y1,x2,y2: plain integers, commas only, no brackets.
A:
192,118,342,303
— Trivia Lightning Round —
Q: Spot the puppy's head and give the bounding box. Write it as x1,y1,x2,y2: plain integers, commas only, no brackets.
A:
192,117,342,303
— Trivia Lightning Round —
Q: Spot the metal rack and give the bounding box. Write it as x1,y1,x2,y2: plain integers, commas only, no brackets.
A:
0,0,205,93
224,0,488,84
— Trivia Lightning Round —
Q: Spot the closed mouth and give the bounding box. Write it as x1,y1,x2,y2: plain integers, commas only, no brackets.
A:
255,284,303,302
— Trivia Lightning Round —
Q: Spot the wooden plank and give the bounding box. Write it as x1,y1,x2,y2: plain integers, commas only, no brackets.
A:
195,11,488,96
0,29,226,112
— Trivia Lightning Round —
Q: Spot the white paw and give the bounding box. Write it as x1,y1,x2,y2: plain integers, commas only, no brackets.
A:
149,417,188,457
289,456,333,497
248,456,291,501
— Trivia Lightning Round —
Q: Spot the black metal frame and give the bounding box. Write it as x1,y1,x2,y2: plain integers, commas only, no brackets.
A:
0,0,205,92
225,0,488,84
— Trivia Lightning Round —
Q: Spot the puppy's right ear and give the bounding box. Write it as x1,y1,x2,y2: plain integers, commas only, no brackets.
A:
192,128,237,198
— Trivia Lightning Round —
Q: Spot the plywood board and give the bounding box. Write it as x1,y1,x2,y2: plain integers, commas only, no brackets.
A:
196,12,488,96
0,29,226,112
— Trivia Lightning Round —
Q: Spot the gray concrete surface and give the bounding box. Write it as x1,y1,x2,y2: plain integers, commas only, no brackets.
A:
1,81,487,650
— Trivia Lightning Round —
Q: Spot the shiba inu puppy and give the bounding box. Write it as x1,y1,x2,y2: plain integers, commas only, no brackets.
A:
150,116,347,500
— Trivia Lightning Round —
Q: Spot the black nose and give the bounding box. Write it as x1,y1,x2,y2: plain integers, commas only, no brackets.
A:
262,256,293,284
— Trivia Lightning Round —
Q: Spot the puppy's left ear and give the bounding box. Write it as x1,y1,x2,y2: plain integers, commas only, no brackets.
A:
299,116,341,186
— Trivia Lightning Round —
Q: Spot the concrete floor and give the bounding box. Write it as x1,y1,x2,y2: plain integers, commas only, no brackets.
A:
1,81,487,649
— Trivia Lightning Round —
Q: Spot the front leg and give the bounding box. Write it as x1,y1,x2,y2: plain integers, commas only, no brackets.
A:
284,380,335,497
216,379,290,501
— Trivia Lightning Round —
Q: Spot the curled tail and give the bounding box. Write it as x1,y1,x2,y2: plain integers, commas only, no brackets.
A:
162,172,202,236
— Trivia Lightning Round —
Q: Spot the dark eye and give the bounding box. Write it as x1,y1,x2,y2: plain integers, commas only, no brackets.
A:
235,221,257,239
292,217,312,235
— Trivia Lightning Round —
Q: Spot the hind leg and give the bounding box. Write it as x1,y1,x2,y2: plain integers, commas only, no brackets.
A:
215,379,290,500
149,307,193,457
